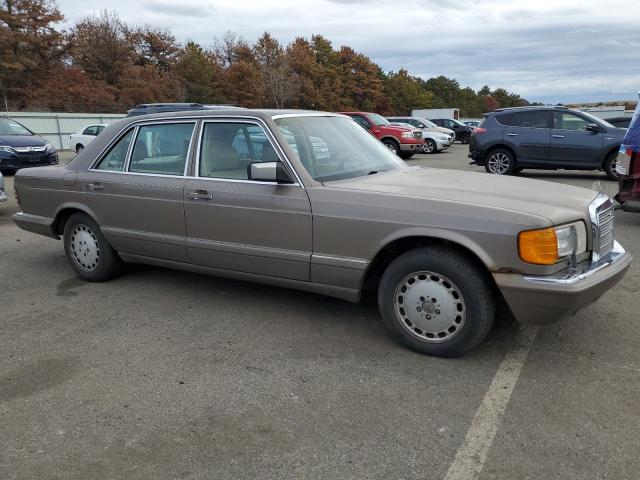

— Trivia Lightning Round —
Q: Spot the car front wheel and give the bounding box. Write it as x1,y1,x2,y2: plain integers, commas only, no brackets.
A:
460,132,471,144
424,139,437,154
63,212,123,281
378,246,495,357
604,152,619,180
485,149,516,175
76,144,84,154
382,139,400,155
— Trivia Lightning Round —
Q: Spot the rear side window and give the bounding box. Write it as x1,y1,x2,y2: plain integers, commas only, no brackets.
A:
83,126,98,136
128,123,195,176
94,129,134,172
497,111,550,128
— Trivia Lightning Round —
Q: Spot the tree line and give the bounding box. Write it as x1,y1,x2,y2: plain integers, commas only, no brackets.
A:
1,0,531,116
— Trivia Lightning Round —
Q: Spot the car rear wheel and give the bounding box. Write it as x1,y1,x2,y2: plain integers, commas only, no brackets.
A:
63,212,123,282
377,246,495,357
424,139,437,154
382,139,400,156
604,152,619,180
76,144,84,154
485,149,516,175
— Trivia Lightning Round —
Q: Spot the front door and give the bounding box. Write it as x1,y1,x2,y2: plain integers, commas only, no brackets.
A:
550,112,603,167
83,121,196,262
184,120,312,281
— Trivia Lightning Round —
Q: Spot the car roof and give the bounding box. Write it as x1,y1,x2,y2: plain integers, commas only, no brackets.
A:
116,109,345,125
485,105,573,116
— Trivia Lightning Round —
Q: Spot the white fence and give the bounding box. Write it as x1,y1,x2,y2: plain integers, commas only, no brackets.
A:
4,112,127,150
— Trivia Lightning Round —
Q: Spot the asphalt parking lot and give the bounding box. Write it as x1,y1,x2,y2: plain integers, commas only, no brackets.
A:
1,147,639,480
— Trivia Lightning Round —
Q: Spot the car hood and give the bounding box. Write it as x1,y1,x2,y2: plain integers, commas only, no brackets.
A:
0,134,46,147
327,166,599,225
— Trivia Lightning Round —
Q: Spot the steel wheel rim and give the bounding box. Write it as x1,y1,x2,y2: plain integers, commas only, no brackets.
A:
393,271,466,343
70,224,100,271
488,152,510,174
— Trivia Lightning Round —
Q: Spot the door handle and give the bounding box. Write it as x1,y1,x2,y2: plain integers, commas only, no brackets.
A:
87,182,104,191
187,190,213,200
506,133,519,137
552,134,565,138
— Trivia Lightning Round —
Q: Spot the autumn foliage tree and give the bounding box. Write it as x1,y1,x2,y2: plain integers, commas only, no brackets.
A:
1,1,530,115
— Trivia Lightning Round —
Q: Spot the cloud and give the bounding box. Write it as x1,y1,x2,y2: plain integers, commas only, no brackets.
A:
56,0,640,103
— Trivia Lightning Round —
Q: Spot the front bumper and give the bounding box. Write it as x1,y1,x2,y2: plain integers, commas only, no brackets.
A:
0,151,58,171
494,241,632,325
399,142,423,152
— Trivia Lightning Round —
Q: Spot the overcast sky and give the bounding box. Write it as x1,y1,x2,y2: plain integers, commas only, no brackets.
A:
56,0,639,104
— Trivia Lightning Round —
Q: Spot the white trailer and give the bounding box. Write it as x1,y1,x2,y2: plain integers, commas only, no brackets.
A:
411,108,460,120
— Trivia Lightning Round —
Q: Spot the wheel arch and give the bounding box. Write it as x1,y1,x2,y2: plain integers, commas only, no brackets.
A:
379,136,400,146
361,229,496,292
52,203,101,236
486,144,517,162
601,145,619,169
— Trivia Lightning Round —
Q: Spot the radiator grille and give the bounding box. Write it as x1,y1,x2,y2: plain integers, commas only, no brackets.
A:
596,201,615,259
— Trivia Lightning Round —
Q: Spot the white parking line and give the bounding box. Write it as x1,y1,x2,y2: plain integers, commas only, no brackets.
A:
444,326,539,480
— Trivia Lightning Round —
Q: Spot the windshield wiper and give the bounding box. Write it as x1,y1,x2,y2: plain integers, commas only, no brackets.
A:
367,169,387,175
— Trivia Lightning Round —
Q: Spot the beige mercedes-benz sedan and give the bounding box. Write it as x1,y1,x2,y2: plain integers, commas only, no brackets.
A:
13,110,632,357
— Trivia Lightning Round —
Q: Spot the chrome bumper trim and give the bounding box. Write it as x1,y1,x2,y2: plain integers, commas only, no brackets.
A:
523,241,627,285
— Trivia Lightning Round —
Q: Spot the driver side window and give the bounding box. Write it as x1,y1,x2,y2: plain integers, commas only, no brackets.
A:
553,112,589,131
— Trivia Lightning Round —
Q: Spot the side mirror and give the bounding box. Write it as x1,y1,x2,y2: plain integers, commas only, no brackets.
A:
585,123,601,133
248,161,294,184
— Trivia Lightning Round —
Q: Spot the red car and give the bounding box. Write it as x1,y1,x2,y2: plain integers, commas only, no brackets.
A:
339,112,424,159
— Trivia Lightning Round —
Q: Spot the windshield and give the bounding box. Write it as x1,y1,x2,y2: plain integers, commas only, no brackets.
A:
368,113,389,126
417,118,437,128
0,118,32,136
274,115,406,182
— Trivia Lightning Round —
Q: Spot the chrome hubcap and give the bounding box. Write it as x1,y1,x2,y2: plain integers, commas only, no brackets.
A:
488,153,510,174
70,224,100,271
426,141,434,153
394,271,466,343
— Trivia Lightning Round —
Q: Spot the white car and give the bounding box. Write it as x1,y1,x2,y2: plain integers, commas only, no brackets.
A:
69,124,108,153
388,122,451,153
0,171,7,202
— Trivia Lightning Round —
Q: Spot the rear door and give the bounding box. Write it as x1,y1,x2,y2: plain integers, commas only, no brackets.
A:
83,121,196,262
550,111,603,167
497,110,551,165
183,120,312,281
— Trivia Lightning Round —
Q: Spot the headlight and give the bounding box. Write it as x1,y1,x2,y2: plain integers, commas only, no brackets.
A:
401,131,414,139
0,145,16,154
45,143,56,152
518,221,587,265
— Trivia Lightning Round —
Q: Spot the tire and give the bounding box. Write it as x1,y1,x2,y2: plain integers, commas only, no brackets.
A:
63,212,123,282
377,246,495,357
460,132,471,144
604,152,619,180
424,139,437,154
76,144,84,154
485,148,516,175
399,152,414,160
382,139,400,156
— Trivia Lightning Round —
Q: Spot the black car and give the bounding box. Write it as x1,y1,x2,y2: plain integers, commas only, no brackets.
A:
430,118,474,143
126,103,243,117
0,117,58,173
468,106,626,179
605,116,631,129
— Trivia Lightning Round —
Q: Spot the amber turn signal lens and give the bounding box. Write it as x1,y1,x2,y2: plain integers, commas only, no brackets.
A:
518,227,558,265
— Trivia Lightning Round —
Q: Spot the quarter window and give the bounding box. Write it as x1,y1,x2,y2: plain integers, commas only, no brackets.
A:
94,129,134,172
128,123,194,176
553,112,589,131
198,122,281,180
